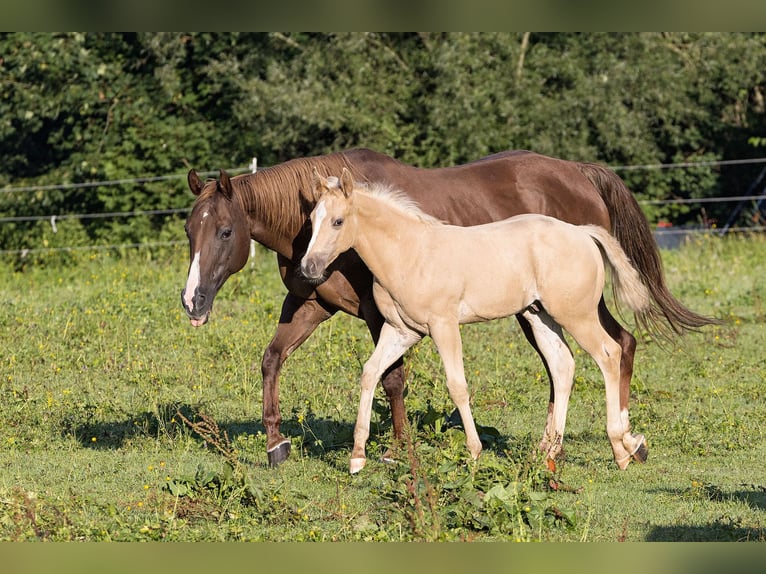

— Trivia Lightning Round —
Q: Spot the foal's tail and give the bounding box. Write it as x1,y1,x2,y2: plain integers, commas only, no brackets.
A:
577,162,720,338
583,226,651,317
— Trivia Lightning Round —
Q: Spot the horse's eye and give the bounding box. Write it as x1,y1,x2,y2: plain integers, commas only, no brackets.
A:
332,218,344,228
220,228,233,239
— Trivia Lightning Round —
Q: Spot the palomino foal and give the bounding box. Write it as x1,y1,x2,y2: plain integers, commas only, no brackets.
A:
301,168,651,474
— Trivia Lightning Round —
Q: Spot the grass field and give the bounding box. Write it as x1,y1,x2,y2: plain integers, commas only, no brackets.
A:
1,233,764,541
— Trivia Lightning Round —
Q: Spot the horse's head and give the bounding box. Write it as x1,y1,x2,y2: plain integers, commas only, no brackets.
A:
182,169,250,326
300,167,357,283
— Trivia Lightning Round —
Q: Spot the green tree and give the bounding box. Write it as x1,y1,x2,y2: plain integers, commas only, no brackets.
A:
3,32,766,259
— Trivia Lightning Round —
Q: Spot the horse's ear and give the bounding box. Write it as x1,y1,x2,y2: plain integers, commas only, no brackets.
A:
340,168,354,198
218,169,233,201
188,169,204,196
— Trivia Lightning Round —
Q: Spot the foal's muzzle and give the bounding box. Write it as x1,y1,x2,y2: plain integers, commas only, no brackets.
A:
300,256,328,284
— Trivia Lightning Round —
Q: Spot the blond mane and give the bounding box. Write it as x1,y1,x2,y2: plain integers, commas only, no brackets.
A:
354,181,443,225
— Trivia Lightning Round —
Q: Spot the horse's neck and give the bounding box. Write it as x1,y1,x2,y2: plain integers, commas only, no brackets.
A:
351,194,428,282
234,171,304,258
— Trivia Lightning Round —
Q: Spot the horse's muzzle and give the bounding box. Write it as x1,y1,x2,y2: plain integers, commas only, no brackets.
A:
181,288,211,327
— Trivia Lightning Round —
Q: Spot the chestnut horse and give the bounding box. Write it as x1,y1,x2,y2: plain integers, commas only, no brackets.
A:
301,169,652,473
181,148,714,466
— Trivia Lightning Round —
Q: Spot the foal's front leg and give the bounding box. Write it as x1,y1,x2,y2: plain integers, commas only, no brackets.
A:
429,321,483,461
350,322,421,474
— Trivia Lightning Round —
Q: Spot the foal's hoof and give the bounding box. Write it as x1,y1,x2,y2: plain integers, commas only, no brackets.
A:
349,457,367,474
267,439,291,468
630,434,648,464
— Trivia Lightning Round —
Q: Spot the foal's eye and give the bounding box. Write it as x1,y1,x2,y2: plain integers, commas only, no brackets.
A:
220,228,233,239
332,218,344,228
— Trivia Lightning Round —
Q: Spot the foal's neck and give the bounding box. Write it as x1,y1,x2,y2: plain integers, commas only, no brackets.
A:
351,192,430,281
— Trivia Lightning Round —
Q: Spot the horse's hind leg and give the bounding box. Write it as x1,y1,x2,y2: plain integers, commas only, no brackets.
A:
261,294,334,467
598,298,647,463
521,309,575,465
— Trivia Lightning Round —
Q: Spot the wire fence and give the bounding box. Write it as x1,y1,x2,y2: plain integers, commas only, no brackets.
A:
2,157,766,256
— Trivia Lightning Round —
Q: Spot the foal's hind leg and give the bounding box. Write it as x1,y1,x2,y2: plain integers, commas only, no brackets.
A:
598,298,647,463
521,309,575,464
516,315,557,455
564,315,640,469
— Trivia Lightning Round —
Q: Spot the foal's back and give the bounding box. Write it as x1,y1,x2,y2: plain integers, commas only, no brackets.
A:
411,214,606,325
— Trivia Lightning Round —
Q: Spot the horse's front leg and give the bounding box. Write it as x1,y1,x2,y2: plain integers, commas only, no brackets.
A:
261,294,334,467
351,322,421,474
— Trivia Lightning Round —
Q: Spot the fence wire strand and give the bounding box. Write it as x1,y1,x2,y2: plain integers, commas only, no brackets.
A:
2,157,766,256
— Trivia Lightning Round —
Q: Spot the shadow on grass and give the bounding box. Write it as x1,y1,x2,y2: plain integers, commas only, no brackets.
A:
646,484,766,511
643,483,766,541
70,400,523,464
646,521,765,541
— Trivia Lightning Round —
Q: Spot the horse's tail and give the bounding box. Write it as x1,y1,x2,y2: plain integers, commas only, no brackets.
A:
583,225,651,317
576,162,720,338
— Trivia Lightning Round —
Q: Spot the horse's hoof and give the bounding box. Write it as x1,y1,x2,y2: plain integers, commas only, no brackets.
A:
631,435,648,464
267,440,291,467
380,449,397,465
546,457,557,472
349,457,367,474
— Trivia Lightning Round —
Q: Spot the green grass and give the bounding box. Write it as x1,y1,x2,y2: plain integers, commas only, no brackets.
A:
1,233,765,541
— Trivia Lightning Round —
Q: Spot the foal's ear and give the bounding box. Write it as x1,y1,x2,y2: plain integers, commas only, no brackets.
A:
217,169,234,201
187,169,204,196
304,167,326,203
340,168,354,198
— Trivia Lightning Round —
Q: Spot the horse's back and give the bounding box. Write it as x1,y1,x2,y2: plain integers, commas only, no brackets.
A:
341,148,610,228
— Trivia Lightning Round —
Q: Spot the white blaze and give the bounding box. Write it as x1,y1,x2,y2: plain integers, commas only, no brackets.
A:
184,252,201,311
305,201,327,257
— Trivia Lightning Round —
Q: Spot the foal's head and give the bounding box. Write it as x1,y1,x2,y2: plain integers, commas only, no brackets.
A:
300,168,358,283
182,169,250,326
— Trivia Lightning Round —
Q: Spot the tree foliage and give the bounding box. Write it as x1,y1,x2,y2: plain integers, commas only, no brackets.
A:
2,32,766,254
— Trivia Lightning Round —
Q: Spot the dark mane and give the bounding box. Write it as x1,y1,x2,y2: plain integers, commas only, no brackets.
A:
230,152,357,238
